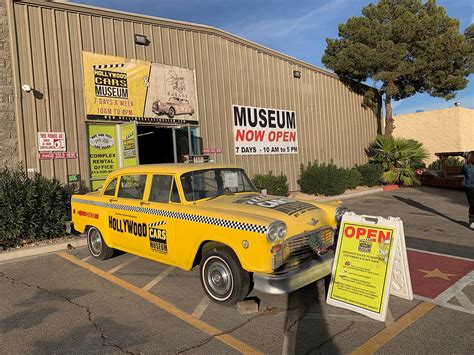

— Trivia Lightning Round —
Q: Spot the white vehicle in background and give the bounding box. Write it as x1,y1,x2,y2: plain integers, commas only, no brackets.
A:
152,97,194,118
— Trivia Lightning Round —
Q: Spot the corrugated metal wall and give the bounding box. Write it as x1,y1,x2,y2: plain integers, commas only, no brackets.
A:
9,0,381,190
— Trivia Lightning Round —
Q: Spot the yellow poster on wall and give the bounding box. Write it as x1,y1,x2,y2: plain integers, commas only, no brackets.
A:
83,52,150,119
327,216,396,321
82,51,199,124
88,124,119,191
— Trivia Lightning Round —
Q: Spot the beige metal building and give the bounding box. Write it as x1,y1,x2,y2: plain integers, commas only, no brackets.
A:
1,0,381,190
394,106,474,164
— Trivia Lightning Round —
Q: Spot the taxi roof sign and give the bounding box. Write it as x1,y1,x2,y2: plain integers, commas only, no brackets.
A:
182,155,210,163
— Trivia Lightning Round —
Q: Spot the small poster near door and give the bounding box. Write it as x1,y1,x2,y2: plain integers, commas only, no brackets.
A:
88,124,119,190
120,123,138,167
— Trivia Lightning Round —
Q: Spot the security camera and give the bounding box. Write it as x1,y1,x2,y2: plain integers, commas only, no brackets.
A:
22,84,33,93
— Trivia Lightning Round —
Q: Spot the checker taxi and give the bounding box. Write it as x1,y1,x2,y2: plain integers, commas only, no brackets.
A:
71,164,346,305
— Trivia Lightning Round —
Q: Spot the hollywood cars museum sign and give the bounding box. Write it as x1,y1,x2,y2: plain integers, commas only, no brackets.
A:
233,105,298,155
83,51,198,125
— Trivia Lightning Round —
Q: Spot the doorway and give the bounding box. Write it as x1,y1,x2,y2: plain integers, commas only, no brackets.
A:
137,126,174,164
136,125,201,164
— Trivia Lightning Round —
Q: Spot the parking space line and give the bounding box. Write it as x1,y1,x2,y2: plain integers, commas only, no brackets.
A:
142,266,174,292
107,256,139,274
384,308,395,326
351,302,436,355
58,253,262,354
192,296,211,319
81,255,92,262
416,271,474,315
407,248,473,261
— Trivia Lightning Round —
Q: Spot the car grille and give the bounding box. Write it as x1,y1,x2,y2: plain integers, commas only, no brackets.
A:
285,234,312,260
307,227,334,251
273,227,335,270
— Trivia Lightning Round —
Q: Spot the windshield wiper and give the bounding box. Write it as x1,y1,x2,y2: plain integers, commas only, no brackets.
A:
205,191,235,201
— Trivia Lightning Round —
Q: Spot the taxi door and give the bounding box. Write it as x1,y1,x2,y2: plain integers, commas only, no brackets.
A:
140,174,180,265
108,173,150,253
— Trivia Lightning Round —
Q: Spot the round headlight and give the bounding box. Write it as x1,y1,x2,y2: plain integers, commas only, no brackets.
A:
266,221,287,242
277,224,287,239
335,206,348,222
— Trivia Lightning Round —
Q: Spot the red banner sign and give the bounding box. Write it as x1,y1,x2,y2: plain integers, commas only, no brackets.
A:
39,152,78,160
202,147,223,154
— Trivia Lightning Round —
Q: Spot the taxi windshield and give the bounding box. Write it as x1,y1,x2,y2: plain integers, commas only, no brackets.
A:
180,168,257,202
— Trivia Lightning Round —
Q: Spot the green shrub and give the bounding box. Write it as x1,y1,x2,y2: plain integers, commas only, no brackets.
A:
0,164,73,248
298,161,350,196
356,163,383,187
346,168,362,190
68,180,90,195
366,135,428,186
428,157,464,170
252,171,289,196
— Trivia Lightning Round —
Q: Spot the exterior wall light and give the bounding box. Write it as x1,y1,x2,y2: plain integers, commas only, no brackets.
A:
22,84,33,93
134,34,148,45
293,70,301,79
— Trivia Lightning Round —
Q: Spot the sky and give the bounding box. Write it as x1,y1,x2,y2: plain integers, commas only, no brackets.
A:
76,0,473,115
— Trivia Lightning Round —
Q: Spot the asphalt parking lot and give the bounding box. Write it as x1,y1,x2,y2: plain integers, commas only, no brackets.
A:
1,186,473,354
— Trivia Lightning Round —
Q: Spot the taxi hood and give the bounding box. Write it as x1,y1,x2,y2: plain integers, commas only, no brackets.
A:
198,193,336,235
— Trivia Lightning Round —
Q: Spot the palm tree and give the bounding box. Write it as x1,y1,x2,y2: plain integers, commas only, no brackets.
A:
366,136,428,186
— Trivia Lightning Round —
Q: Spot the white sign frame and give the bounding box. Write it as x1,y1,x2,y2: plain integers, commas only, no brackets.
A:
327,212,412,321
37,132,66,152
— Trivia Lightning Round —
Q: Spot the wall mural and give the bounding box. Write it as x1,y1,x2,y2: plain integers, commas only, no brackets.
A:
83,51,198,124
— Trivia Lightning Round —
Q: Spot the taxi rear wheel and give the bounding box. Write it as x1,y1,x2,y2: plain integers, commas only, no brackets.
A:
87,227,114,260
200,247,250,306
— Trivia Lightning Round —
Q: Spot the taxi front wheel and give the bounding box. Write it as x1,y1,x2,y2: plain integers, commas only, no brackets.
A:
87,227,114,260
200,247,250,306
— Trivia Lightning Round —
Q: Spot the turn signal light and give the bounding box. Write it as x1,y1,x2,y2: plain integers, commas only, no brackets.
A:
270,244,282,254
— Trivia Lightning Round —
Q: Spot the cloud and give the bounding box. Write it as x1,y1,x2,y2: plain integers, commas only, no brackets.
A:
224,0,350,44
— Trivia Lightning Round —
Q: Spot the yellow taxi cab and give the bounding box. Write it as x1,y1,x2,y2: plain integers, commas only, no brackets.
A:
71,164,347,305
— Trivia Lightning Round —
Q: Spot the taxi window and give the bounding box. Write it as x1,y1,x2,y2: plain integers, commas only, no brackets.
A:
170,179,180,203
103,178,117,196
149,175,173,203
117,174,147,200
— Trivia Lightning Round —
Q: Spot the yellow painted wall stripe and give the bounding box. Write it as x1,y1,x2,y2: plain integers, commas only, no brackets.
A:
351,302,436,355
58,253,262,355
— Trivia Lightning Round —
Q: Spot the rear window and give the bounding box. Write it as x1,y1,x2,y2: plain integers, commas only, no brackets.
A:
149,175,173,203
118,174,147,200
149,175,181,204
103,178,117,196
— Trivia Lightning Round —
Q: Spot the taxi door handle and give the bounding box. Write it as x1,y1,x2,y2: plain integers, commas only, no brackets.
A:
140,201,150,206
109,198,118,203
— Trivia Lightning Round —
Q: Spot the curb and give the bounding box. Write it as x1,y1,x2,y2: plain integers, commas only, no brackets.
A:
0,238,86,263
314,185,400,203
383,184,401,192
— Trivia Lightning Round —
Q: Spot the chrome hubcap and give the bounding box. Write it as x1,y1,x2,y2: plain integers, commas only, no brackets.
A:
206,259,232,297
89,229,102,256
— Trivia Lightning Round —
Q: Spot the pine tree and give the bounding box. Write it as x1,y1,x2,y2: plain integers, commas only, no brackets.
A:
322,0,472,136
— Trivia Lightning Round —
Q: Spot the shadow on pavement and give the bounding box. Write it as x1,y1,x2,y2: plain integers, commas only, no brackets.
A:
417,186,467,207
405,236,474,259
285,277,340,354
393,195,470,230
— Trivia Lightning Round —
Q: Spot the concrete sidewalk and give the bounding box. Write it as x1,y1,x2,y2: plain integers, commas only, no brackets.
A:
0,237,86,263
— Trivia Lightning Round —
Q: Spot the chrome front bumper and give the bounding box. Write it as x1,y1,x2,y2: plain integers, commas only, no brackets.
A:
253,254,334,295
